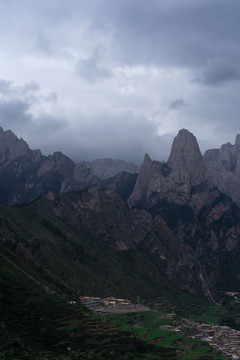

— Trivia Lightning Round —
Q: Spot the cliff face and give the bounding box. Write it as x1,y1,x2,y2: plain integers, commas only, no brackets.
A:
204,135,240,206
0,127,76,204
41,188,218,300
60,161,99,193
1,126,240,301
0,128,139,204
128,129,240,299
0,127,30,164
168,129,208,187
128,129,209,208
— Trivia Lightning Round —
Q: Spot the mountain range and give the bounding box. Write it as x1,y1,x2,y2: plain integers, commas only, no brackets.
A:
1,126,240,358
1,126,240,297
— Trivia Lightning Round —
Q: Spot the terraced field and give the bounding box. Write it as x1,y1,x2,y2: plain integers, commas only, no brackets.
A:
107,311,226,360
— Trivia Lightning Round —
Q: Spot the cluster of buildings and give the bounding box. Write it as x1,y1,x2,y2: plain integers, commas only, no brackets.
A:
171,319,240,360
79,295,240,359
80,296,149,314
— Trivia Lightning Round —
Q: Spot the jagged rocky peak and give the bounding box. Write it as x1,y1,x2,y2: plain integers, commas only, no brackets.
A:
143,153,152,164
0,126,30,163
37,151,75,178
168,129,207,186
204,135,240,206
235,134,240,147
128,153,155,207
168,129,202,162
129,129,211,210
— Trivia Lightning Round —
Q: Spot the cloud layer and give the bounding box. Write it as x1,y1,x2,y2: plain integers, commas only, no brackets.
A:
0,0,240,163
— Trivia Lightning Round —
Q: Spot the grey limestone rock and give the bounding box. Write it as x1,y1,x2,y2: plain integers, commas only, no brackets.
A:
0,126,30,165
129,129,209,209
204,134,240,206
168,129,208,187
60,161,99,193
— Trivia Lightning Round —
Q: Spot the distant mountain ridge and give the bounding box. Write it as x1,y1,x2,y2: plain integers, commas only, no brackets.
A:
3,127,240,360
86,158,139,179
1,126,240,208
0,127,139,204
1,126,240,302
0,126,76,204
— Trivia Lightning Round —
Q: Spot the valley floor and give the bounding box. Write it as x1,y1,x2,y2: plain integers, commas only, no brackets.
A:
168,319,240,360
80,296,237,359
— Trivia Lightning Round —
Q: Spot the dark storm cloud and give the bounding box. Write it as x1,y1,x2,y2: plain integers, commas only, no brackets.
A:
85,0,240,69
2,0,240,162
201,58,240,86
0,98,67,149
48,111,173,164
0,78,64,143
169,99,187,110
0,100,32,128
3,1,240,74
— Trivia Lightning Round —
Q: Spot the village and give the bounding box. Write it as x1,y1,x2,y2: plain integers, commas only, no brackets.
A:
80,296,240,359
163,319,240,360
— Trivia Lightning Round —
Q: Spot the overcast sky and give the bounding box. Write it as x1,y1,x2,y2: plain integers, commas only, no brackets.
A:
0,0,240,163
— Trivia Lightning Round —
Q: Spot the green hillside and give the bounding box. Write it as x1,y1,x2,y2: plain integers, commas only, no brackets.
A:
0,189,238,359
0,247,184,360
0,190,189,300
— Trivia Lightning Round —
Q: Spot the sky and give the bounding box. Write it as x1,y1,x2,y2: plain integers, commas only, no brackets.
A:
0,0,240,164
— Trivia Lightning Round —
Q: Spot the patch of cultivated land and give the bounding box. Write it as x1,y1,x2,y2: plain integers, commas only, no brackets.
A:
105,311,227,359
171,319,240,359
79,293,240,359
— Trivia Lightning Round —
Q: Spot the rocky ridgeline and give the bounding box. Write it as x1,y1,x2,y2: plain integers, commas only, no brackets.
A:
204,135,240,207
1,125,240,209
127,129,240,299
0,127,138,204
0,127,30,164
0,127,76,204
1,126,240,300
128,129,240,219
129,129,212,210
